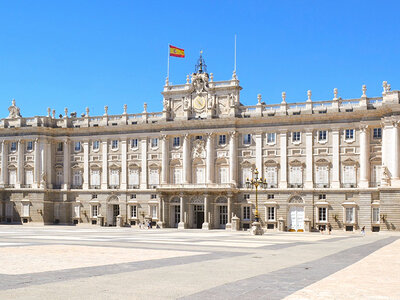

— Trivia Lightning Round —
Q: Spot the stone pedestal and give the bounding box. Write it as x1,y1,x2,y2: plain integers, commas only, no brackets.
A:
250,221,264,235
116,215,123,227
304,218,311,232
225,223,232,230
278,217,285,231
202,222,211,230
97,215,104,227
178,222,187,230
231,215,240,231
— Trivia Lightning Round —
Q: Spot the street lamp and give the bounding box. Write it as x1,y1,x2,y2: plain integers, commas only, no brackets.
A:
246,168,267,235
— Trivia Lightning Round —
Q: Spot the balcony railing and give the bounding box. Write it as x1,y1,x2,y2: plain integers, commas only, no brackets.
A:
289,184,303,188
21,184,32,188
342,183,357,188
315,183,329,188
128,184,139,189
71,185,83,189
109,185,120,189
90,185,101,189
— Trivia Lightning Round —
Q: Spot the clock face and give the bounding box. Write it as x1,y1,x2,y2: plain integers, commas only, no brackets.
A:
193,95,206,110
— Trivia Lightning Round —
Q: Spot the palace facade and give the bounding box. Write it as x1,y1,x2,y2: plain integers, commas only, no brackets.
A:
0,57,399,232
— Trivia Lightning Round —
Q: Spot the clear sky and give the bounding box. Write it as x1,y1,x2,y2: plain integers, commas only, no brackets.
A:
0,0,399,117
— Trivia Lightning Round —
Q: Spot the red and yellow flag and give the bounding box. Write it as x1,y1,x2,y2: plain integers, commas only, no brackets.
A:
169,45,185,58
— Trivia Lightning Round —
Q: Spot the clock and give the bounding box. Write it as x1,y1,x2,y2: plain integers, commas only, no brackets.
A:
193,95,206,110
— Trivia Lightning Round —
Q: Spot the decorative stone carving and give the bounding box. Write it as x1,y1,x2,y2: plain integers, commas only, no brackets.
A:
192,73,209,94
192,139,205,159
7,99,21,119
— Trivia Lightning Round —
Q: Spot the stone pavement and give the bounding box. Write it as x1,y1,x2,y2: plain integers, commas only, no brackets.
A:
0,226,398,299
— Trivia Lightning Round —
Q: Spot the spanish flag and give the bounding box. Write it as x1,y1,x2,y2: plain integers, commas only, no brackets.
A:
169,45,185,58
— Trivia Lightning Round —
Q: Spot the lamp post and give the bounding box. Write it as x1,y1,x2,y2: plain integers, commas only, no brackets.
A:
246,168,267,235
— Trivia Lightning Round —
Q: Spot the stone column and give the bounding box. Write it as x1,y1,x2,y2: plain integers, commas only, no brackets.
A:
17,139,24,188
46,141,52,188
178,194,186,229
157,196,165,228
140,138,147,189
226,194,232,230
62,139,70,189
305,131,313,188
1,141,8,186
381,121,391,186
35,139,41,188
206,133,214,184
359,125,370,188
101,140,108,189
182,134,190,184
83,141,89,189
255,133,263,175
121,139,127,189
202,194,210,229
279,131,287,188
332,129,340,188
161,135,168,184
39,139,46,188
229,131,237,185
392,122,399,182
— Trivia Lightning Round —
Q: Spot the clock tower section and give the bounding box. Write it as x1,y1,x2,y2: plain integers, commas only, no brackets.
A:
162,52,242,121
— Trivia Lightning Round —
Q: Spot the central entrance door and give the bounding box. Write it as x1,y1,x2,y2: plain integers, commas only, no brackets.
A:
193,205,204,229
112,205,119,226
174,205,180,228
219,205,228,229
288,206,304,232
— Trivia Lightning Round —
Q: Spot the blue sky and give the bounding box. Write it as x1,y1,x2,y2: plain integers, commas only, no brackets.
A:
0,0,399,117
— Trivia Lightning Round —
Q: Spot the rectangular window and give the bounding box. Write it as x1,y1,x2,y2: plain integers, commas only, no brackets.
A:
318,131,327,142
56,170,63,186
111,140,118,149
173,137,180,147
151,194,157,199
318,207,327,222
173,168,182,184
131,139,138,149
92,194,98,198
57,142,63,152
343,165,356,185
292,132,301,142
289,166,302,184
242,167,252,186
9,170,16,185
74,142,81,152
218,135,226,145
149,169,159,187
372,207,380,223
151,138,158,148
128,169,139,187
316,166,329,185
130,194,136,199
130,205,137,218
268,207,275,221
110,169,119,186
373,128,382,139
93,140,100,150
92,205,98,217
319,194,326,200
265,167,277,186
25,170,33,185
10,142,17,152
26,141,33,151
243,206,251,221
345,129,354,140
195,166,205,184
267,133,276,144
151,206,157,218
267,194,274,200
73,170,82,186
22,203,30,217
346,207,354,223
218,167,229,184
243,194,250,200
243,134,251,145
195,135,203,140
90,170,101,187
372,165,382,186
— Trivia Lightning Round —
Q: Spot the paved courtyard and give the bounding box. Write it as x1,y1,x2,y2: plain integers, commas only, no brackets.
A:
0,226,398,299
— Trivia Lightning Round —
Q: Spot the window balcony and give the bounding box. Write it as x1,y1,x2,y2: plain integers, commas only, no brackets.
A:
315,183,329,188
71,185,83,189
128,185,139,189
342,183,356,188
289,184,303,188
108,185,120,189
90,185,101,189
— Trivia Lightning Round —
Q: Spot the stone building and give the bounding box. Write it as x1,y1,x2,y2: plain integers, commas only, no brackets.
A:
0,56,399,232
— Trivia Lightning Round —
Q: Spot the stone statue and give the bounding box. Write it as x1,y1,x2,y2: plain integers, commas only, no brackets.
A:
7,99,21,119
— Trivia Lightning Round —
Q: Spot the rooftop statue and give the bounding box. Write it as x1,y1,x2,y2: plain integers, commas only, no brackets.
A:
7,99,21,119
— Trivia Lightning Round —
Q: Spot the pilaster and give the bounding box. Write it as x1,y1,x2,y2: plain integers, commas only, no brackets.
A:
229,131,237,185
206,133,214,184
83,141,89,189
140,138,147,189
305,131,313,188
121,139,127,189
161,135,168,184
178,194,187,229
1,141,8,186
62,139,70,190
101,140,108,189
16,139,24,188
182,134,190,184
255,133,263,175
332,129,340,188
359,125,370,188
279,131,287,188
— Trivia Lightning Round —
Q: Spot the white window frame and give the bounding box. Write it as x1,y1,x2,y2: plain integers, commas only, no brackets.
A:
266,133,276,145
243,205,251,221
151,138,158,148
243,134,251,145
218,135,227,146
345,129,354,142
91,205,98,218
345,207,355,224
150,205,158,219
111,140,119,150
92,140,100,151
292,132,301,143
173,137,180,147
10,142,17,152
26,141,33,151
318,207,327,222
131,139,138,149
373,128,382,139
74,142,81,152
130,205,137,219
267,206,275,221
318,130,327,143
372,207,380,223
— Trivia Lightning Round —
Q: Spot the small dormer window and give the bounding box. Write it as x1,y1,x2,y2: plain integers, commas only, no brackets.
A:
292,132,301,143
318,131,327,142
373,128,382,139
345,129,354,141
26,141,33,151
218,135,226,145
173,137,180,147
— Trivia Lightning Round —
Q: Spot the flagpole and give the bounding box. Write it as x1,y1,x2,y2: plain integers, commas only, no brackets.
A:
167,44,170,80
234,34,237,72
